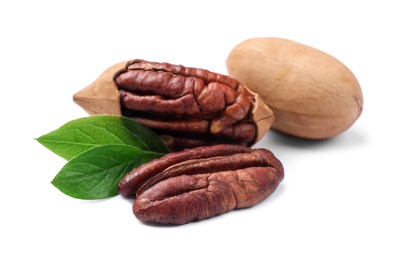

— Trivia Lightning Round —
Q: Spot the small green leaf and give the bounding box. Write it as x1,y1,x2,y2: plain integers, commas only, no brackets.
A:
37,115,169,160
51,144,163,200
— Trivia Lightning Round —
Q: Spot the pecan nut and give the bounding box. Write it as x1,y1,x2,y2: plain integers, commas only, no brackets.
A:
118,144,284,225
73,59,274,150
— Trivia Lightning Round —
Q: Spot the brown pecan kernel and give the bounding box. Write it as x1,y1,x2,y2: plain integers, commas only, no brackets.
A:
115,60,257,150
118,144,252,197
73,59,275,150
118,144,284,225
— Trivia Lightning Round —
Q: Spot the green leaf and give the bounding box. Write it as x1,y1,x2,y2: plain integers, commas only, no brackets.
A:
36,115,169,160
51,144,163,200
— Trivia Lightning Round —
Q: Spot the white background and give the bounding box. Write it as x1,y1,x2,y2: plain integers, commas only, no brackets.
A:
1,0,405,259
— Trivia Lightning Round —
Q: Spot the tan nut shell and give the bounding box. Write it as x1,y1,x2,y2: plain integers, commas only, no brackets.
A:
226,38,363,139
73,60,274,144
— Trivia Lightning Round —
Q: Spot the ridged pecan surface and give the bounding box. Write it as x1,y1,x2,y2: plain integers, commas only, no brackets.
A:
119,144,284,225
115,60,257,150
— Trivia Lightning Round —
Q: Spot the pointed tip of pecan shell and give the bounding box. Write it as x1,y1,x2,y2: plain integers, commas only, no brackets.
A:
73,61,128,115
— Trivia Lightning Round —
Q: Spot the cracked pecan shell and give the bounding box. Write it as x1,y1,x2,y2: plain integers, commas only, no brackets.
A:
118,144,284,225
73,59,274,150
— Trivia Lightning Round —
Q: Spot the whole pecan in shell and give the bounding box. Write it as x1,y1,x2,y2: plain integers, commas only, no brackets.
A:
73,59,274,150
119,144,284,225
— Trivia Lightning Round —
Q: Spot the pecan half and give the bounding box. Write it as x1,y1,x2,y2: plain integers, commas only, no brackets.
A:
73,59,274,150
119,144,284,225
